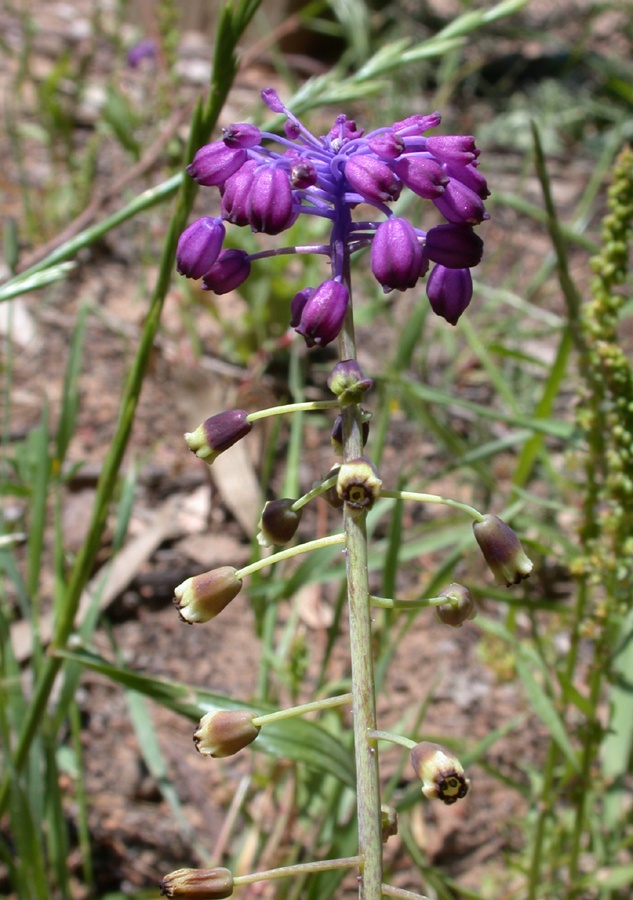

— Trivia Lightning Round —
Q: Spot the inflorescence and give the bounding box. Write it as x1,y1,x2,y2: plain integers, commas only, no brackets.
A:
176,88,489,343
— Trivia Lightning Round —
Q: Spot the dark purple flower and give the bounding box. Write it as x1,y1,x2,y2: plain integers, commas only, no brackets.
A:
344,156,401,204
221,123,261,149
291,280,349,348
424,224,483,269
221,159,257,226
433,179,488,225
371,217,426,292
176,217,225,279
392,155,448,200
426,135,479,166
246,166,296,234
367,132,405,160
426,265,473,325
201,249,251,295
186,142,247,187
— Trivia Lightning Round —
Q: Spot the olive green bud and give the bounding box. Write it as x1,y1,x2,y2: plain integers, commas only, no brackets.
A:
435,583,476,627
410,741,470,805
194,709,260,758
160,866,233,898
257,498,302,547
184,409,251,464
174,567,242,624
336,456,382,514
327,359,373,405
473,515,533,586
381,805,398,842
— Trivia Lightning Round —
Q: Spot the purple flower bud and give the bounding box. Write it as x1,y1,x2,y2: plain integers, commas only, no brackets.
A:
473,515,533,586
392,112,441,135
176,217,225,279
426,135,479,166
392,155,448,200
331,414,370,455
435,583,477,627
184,409,252,463
368,132,405,160
186,141,247,187
222,122,261,149
221,159,257,226
290,280,349,348
174,566,242,624
258,499,303,547
194,709,260,757
446,162,489,199
261,87,285,113
344,156,401,204
426,265,473,325
371,217,426,293
433,178,488,225
201,249,251,295
424,224,483,269
127,38,157,69
327,359,373,405
328,115,364,145
247,165,296,235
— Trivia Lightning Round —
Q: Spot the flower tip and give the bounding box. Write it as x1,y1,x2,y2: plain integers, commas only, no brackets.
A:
473,515,533,586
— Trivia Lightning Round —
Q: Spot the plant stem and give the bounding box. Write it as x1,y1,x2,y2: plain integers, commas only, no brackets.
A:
338,246,383,898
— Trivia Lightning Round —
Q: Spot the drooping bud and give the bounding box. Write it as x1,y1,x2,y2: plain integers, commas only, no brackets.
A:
222,122,261,149
392,111,441,135
371,217,426,293
290,280,349,349
160,866,234,898
381,805,398,842
186,142,247,187
392,155,448,200
444,161,489,199
331,413,370,455
194,709,260,758
247,165,296,235
221,159,257,227
424,224,483,269
426,134,480,166
435,583,477,627
174,567,242,624
344,156,401,204
321,466,344,509
176,217,225,279
473,515,533,586
257,499,302,547
201,249,251,295
336,456,382,514
410,741,470,805
367,131,404,160
433,178,488,225
327,360,373,406
426,265,473,325
184,409,252,463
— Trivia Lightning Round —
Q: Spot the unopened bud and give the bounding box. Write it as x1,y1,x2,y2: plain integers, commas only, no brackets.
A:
184,410,252,464
194,709,260,758
174,567,242,624
322,467,344,509
331,413,370,455
410,741,470,805
473,515,533,586
381,805,398,842
327,360,373,406
435,583,476,627
160,866,233,898
336,457,382,514
258,499,302,547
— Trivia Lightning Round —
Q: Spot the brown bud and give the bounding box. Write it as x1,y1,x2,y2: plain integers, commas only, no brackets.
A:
174,567,242,624
322,466,344,509
184,410,251,464
410,741,470,805
336,456,382,514
473,515,533,586
257,498,302,547
435,583,476,627
160,866,233,898
194,709,260,758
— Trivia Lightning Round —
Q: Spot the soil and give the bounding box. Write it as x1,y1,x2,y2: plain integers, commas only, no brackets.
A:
1,1,624,897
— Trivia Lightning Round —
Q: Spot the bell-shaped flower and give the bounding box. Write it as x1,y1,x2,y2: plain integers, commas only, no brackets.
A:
176,217,225,279
371,217,426,292
174,566,243,624
367,131,404,160
184,409,252,463
344,156,401,204
426,134,479,166
257,498,302,547
433,178,488,225
194,709,260,757
410,741,470,805
290,280,349,348
426,265,473,325
424,224,483,269
435,583,477,627
186,141,247,186
392,155,448,199
201,249,251,295
473,515,533,586
160,867,234,899
221,159,257,227
221,122,261,148
336,456,382,514
246,165,296,235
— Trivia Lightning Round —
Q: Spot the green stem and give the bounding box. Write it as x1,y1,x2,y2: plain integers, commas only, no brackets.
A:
237,533,345,580
338,247,383,899
247,399,339,421
381,489,484,522
368,730,416,752
253,692,353,727
233,856,360,886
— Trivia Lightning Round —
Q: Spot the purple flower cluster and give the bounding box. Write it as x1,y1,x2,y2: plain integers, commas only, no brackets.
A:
176,89,489,345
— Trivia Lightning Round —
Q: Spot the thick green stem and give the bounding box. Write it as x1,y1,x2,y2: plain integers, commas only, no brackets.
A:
339,271,383,898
